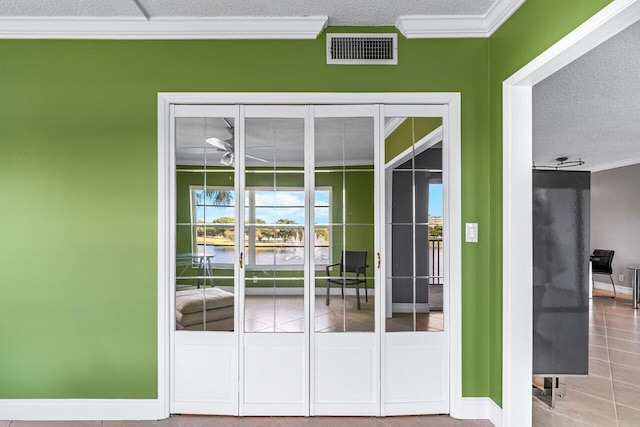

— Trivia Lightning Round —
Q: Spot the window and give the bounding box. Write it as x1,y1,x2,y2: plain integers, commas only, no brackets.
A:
191,187,236,264
191,186,331,267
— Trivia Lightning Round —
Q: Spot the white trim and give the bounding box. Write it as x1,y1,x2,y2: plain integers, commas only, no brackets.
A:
158,92,461,105
384,117,405,138
0,16,328,39
385,126,443,169
483,0,527,36
391,303,431,313
588,156,640,172
489,398,503,427
459,397,502,426
446,94,463,420
157,95,172,420
594,280,633,296
159,92,462,419
396,0,525,38
502,2,640,427
0,399,161,420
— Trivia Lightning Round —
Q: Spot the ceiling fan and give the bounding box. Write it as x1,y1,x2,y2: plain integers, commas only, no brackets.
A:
205,118,269,166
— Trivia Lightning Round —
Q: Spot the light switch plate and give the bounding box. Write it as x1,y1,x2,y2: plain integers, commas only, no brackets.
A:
466,223,478,243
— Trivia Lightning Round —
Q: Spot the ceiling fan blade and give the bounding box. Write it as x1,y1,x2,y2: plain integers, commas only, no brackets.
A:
245,153,270,163
205,136,233,151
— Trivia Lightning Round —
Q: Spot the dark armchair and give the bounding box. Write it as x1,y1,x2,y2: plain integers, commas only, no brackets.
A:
325,251,368,310
591,249,615,298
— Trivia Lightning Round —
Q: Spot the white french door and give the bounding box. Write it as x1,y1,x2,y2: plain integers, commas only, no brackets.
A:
381,105,450,415
171,104,240,415
311,105,380,415
168,98,453,417
239,106,309,415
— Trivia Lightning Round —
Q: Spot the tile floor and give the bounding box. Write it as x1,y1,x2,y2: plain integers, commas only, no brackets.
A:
532,290,640,427
0,415,493,427
176,281,444,333
243,294,444,333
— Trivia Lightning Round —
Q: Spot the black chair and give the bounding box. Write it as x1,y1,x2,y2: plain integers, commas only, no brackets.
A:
325,251,368,310
591,249,616,298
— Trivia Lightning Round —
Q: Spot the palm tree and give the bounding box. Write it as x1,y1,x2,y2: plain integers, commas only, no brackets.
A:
196,189,233,206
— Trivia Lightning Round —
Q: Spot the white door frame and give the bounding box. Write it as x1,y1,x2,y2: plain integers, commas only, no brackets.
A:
158,92,462,419
501,1,640,426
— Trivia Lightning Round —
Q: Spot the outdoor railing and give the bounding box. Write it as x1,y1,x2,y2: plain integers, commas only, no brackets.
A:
429,238,444,285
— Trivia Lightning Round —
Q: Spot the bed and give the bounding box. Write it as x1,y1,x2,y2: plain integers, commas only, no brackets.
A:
175,287,234,331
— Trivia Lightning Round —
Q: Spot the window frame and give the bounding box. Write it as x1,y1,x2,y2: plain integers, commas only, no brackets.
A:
190,185,332,270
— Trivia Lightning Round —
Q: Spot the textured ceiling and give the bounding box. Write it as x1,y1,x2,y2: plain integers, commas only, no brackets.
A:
0,0,497,25
175,116,376,166
533,20,640,172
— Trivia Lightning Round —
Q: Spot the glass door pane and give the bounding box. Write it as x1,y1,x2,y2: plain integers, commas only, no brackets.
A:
244,117,306,333
384,116,444,332
314,116,376,332
175,116,236,332
172,106,240,417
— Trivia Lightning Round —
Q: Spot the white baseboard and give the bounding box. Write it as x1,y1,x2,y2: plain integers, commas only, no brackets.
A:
391,303,431,313
594,280,632,296
0,399,164,421
459,397,502,427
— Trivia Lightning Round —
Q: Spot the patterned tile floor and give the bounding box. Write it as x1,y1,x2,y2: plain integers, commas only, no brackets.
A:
243,294,444,333
243,283,444,333
533,290,640,427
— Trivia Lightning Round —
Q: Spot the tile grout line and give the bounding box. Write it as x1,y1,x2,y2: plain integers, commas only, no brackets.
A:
534,404,601,427
610,374,640,391
605,335,640,346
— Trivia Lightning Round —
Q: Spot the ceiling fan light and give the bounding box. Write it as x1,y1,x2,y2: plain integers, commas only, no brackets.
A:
220,151,234,166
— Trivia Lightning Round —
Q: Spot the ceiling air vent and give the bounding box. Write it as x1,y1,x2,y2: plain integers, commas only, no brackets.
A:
327,33,398,65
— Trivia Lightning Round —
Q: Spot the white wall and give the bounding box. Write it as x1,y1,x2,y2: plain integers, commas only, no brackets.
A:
591,163,640,289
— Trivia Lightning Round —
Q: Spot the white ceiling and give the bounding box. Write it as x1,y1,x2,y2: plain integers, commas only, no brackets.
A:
0,0,525,39
176,116,376,166
533,20,640,172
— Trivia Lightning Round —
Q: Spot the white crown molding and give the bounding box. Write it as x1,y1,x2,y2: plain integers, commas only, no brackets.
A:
396,0,526,38
0,16,328,39
587,156,640,172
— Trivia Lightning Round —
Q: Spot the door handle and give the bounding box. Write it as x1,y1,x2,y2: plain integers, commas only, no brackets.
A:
240,252,244,269
377,252,381,269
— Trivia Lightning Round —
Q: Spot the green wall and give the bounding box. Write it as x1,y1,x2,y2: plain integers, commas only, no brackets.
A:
385,117,442,162
2,30,488,399
0,3,619,403
487,0,614,406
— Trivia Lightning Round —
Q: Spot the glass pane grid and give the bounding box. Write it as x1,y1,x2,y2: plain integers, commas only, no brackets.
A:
386,116,444,334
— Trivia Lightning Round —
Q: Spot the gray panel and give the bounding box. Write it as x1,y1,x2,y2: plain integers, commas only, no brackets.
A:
532,170,590,376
